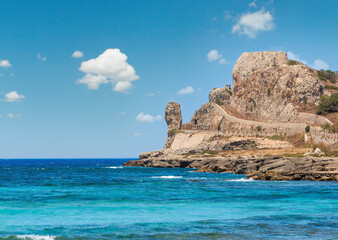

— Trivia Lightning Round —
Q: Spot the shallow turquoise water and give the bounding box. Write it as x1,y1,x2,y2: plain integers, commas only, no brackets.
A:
0,159,337,239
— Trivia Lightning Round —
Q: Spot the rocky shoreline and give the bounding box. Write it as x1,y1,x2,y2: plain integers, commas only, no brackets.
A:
123,156,338,181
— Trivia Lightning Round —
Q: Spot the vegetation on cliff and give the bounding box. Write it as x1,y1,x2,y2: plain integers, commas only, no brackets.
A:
316,93,338,115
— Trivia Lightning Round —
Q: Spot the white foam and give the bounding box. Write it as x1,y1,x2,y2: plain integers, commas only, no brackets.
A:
105,166,123,169
151,176,183,179
16,235,56,240
227,178,255,182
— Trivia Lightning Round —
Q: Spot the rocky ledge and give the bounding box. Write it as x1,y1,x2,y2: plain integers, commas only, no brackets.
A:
123,156,338,181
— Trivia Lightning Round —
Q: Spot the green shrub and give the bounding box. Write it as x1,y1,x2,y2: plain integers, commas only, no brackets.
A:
225,89,232,96
215,97,224,105
305,126,310,133
287,60,297,65
256,126,262,131
317,70,336,84
267,88,271,96
316,93,338,115
325,85,338,90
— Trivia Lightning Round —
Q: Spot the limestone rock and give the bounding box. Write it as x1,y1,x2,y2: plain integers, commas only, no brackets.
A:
209,86,232,105
164,102,182,148
231,51,321,123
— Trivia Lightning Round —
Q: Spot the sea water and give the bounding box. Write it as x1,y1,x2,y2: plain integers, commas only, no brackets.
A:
0,159,337,239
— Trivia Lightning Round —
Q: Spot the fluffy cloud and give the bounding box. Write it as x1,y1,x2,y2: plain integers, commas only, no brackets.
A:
77,48,139,93
287,51,308,65
76,74,108,90
207,50,227,64
113,81,132,93
8,113,14,118
232,9,275,38
37,53,47,61
218,58,228,65
177,86,195,95
119,112,126,116
207,49,222,61
0,60,11,68
72,50,84,58
312,59,329,70
5,91,25,102
136,113,162,122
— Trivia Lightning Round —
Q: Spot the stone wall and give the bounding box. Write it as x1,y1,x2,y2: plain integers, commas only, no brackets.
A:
311,131,338,148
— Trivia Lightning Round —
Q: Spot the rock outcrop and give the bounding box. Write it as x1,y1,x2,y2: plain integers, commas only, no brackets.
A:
231,51,324,124
209,85,232,105
164,102,182,148
123,51,338,181
124,156,338,181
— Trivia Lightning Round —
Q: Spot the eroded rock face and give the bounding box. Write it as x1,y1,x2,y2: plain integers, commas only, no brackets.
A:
189,103,223,130
209,86,232,104
231,51,321,122
164,102,182,148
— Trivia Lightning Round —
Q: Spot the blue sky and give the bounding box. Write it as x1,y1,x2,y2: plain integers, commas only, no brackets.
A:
0,0,337,158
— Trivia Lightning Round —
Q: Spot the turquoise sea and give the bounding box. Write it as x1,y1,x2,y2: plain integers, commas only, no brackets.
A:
0,159,337,240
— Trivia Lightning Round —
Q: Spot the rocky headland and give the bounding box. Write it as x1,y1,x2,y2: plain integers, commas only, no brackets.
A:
124,51,338,181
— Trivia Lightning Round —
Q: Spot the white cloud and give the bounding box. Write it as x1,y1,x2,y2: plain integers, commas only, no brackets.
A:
219,58,228,64
8,113,14,118
72,50,84,58
37,53,47,61
211,17,217,22
113,81,132,93
287,51,330,70
76,74,108,90
145,91,161,97
312,59,329,70
207,49,222,61
287,51,308,65
77,48,139,93
177,86,195,95
0,114,2,118
136,113,162,122
232,9,275,38
119,112,126,116
0,60,11,68
249,0,257,7
224,10,232,20
16,113,23,117
133,132,143,136
5,91,25,102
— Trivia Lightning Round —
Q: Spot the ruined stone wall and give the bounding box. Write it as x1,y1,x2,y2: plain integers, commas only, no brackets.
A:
312,131,338,148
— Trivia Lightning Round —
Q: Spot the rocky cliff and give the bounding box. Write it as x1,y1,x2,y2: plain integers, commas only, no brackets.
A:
124,51,337,181
231,51,328,124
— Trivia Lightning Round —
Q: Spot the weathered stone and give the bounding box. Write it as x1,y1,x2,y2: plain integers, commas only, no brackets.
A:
209,86,232,105
231,51,324,124
164,102,182,148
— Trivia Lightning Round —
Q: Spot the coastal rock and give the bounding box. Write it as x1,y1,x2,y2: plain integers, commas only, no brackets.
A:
209,86,232,105
231,51,324,124
123,156,338,181
164,102,182,148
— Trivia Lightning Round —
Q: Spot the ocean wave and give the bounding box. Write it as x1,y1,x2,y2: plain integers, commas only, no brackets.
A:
227,178,254,182
151,176,183,179
105,166,123,169
14,235,56,240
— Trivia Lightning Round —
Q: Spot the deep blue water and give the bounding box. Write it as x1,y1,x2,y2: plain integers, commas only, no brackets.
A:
0,159,337,240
